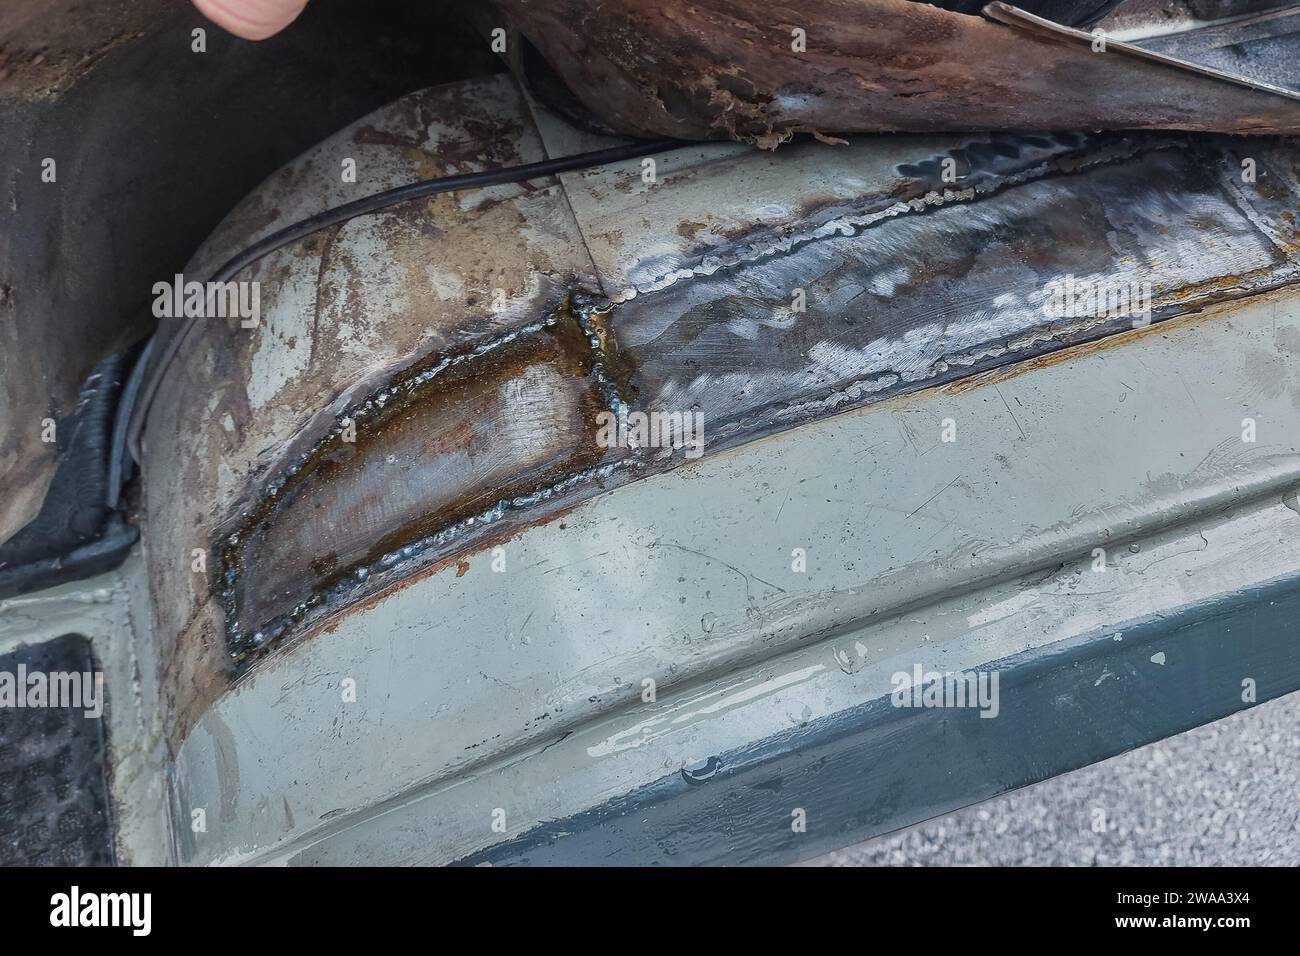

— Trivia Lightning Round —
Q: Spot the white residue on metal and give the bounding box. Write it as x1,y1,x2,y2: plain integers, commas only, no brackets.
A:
586,664,826,758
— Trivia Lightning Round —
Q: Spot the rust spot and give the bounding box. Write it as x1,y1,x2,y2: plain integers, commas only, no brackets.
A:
491,0,1300,144
219,291,630,664
455,560,470,577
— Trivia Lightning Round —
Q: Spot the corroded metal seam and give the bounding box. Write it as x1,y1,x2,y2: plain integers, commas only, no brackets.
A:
219,297,645,663
219,133,1300,665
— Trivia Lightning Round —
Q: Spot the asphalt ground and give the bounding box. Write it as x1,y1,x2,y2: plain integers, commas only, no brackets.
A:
812,690,1300,866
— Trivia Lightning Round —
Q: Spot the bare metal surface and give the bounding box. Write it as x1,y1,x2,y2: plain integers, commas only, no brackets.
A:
576,136,1300,445
488,0,1300,145
1095,0,1201,39
219,122,1300,659
141,75,1300,751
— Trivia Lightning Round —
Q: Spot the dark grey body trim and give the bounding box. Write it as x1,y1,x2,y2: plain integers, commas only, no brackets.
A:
458,573,1300,866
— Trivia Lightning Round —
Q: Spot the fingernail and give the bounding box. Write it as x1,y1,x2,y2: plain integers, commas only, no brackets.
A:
192,0,309,41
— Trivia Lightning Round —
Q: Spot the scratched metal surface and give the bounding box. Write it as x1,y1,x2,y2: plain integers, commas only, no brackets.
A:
167,291,1300,865
141,73,1300,751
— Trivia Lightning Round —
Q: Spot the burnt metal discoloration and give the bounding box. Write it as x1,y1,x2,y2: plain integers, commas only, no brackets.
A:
217,131,1300,665
605,137,1300,451
220,297,630,662
141,77,1300,744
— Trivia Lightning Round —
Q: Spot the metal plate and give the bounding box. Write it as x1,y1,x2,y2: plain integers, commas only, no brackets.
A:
169,288,1300,865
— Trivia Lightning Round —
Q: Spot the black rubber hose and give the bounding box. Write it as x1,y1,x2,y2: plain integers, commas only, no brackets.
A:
107,136,684,509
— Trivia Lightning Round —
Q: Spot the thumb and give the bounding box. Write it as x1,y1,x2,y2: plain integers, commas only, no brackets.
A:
192,0,309,40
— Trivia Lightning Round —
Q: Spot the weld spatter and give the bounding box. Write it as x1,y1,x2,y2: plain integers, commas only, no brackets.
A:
219,283,662,665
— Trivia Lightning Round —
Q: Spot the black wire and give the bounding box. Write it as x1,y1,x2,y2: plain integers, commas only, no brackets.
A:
107,137,683,509
206,138,682,287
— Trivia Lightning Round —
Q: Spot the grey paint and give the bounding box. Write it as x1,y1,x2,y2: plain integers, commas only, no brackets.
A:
294,479,1300,865
170,289,1300,865
457,571,1300,866
0,552,170,866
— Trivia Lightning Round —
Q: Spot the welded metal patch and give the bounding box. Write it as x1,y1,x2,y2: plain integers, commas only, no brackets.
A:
221,302,625,660
598,136,1300,449
136,74,1300,749
216,128,1300,663
138,76,603,738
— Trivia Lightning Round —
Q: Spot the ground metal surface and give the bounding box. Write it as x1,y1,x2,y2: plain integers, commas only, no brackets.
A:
185,101,1300,669
134,72,1300,866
